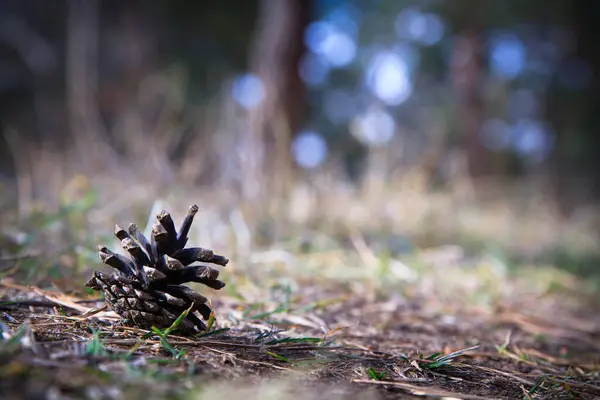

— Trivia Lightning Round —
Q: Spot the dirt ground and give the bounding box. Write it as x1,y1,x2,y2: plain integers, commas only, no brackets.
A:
0,265,599,400
1,187,600,399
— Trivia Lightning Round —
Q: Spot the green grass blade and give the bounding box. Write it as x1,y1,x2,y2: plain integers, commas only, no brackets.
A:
265,337,322,345
163,304,194,336
266,351,290,363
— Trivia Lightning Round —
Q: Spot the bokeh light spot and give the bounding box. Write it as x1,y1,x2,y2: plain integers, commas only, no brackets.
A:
292,131,328,169
395,8,445,46
305,21,357,67
489,33,526,79
231,73,265,109
512,119,555,163
351,107,396,147
366,51,412,105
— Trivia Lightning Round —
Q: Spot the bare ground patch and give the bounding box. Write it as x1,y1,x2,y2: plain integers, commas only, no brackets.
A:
1,270,598,400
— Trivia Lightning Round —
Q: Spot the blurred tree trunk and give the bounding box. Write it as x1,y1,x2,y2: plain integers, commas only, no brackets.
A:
450,0,486,179
550,0,600,214
573,1,600,206
66,0,111,170
243,0,309,208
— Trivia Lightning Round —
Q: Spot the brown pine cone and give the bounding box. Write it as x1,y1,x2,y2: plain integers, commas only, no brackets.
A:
85,205,229,334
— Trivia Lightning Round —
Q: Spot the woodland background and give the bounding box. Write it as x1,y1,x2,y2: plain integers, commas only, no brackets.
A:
1,1,600,399
1,0,600,207
2,0,600,276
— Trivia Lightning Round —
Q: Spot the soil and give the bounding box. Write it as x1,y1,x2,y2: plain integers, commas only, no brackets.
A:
1,277,599,400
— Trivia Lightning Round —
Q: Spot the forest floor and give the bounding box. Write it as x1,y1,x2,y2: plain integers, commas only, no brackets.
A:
1,179,599,399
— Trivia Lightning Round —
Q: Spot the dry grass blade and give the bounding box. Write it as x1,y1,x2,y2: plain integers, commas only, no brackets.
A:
420,345,481,369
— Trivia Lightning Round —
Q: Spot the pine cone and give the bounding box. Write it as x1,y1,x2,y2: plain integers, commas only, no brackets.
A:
85,205,228,334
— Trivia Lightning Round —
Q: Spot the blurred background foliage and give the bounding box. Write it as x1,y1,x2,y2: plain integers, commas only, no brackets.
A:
1,0,600,285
